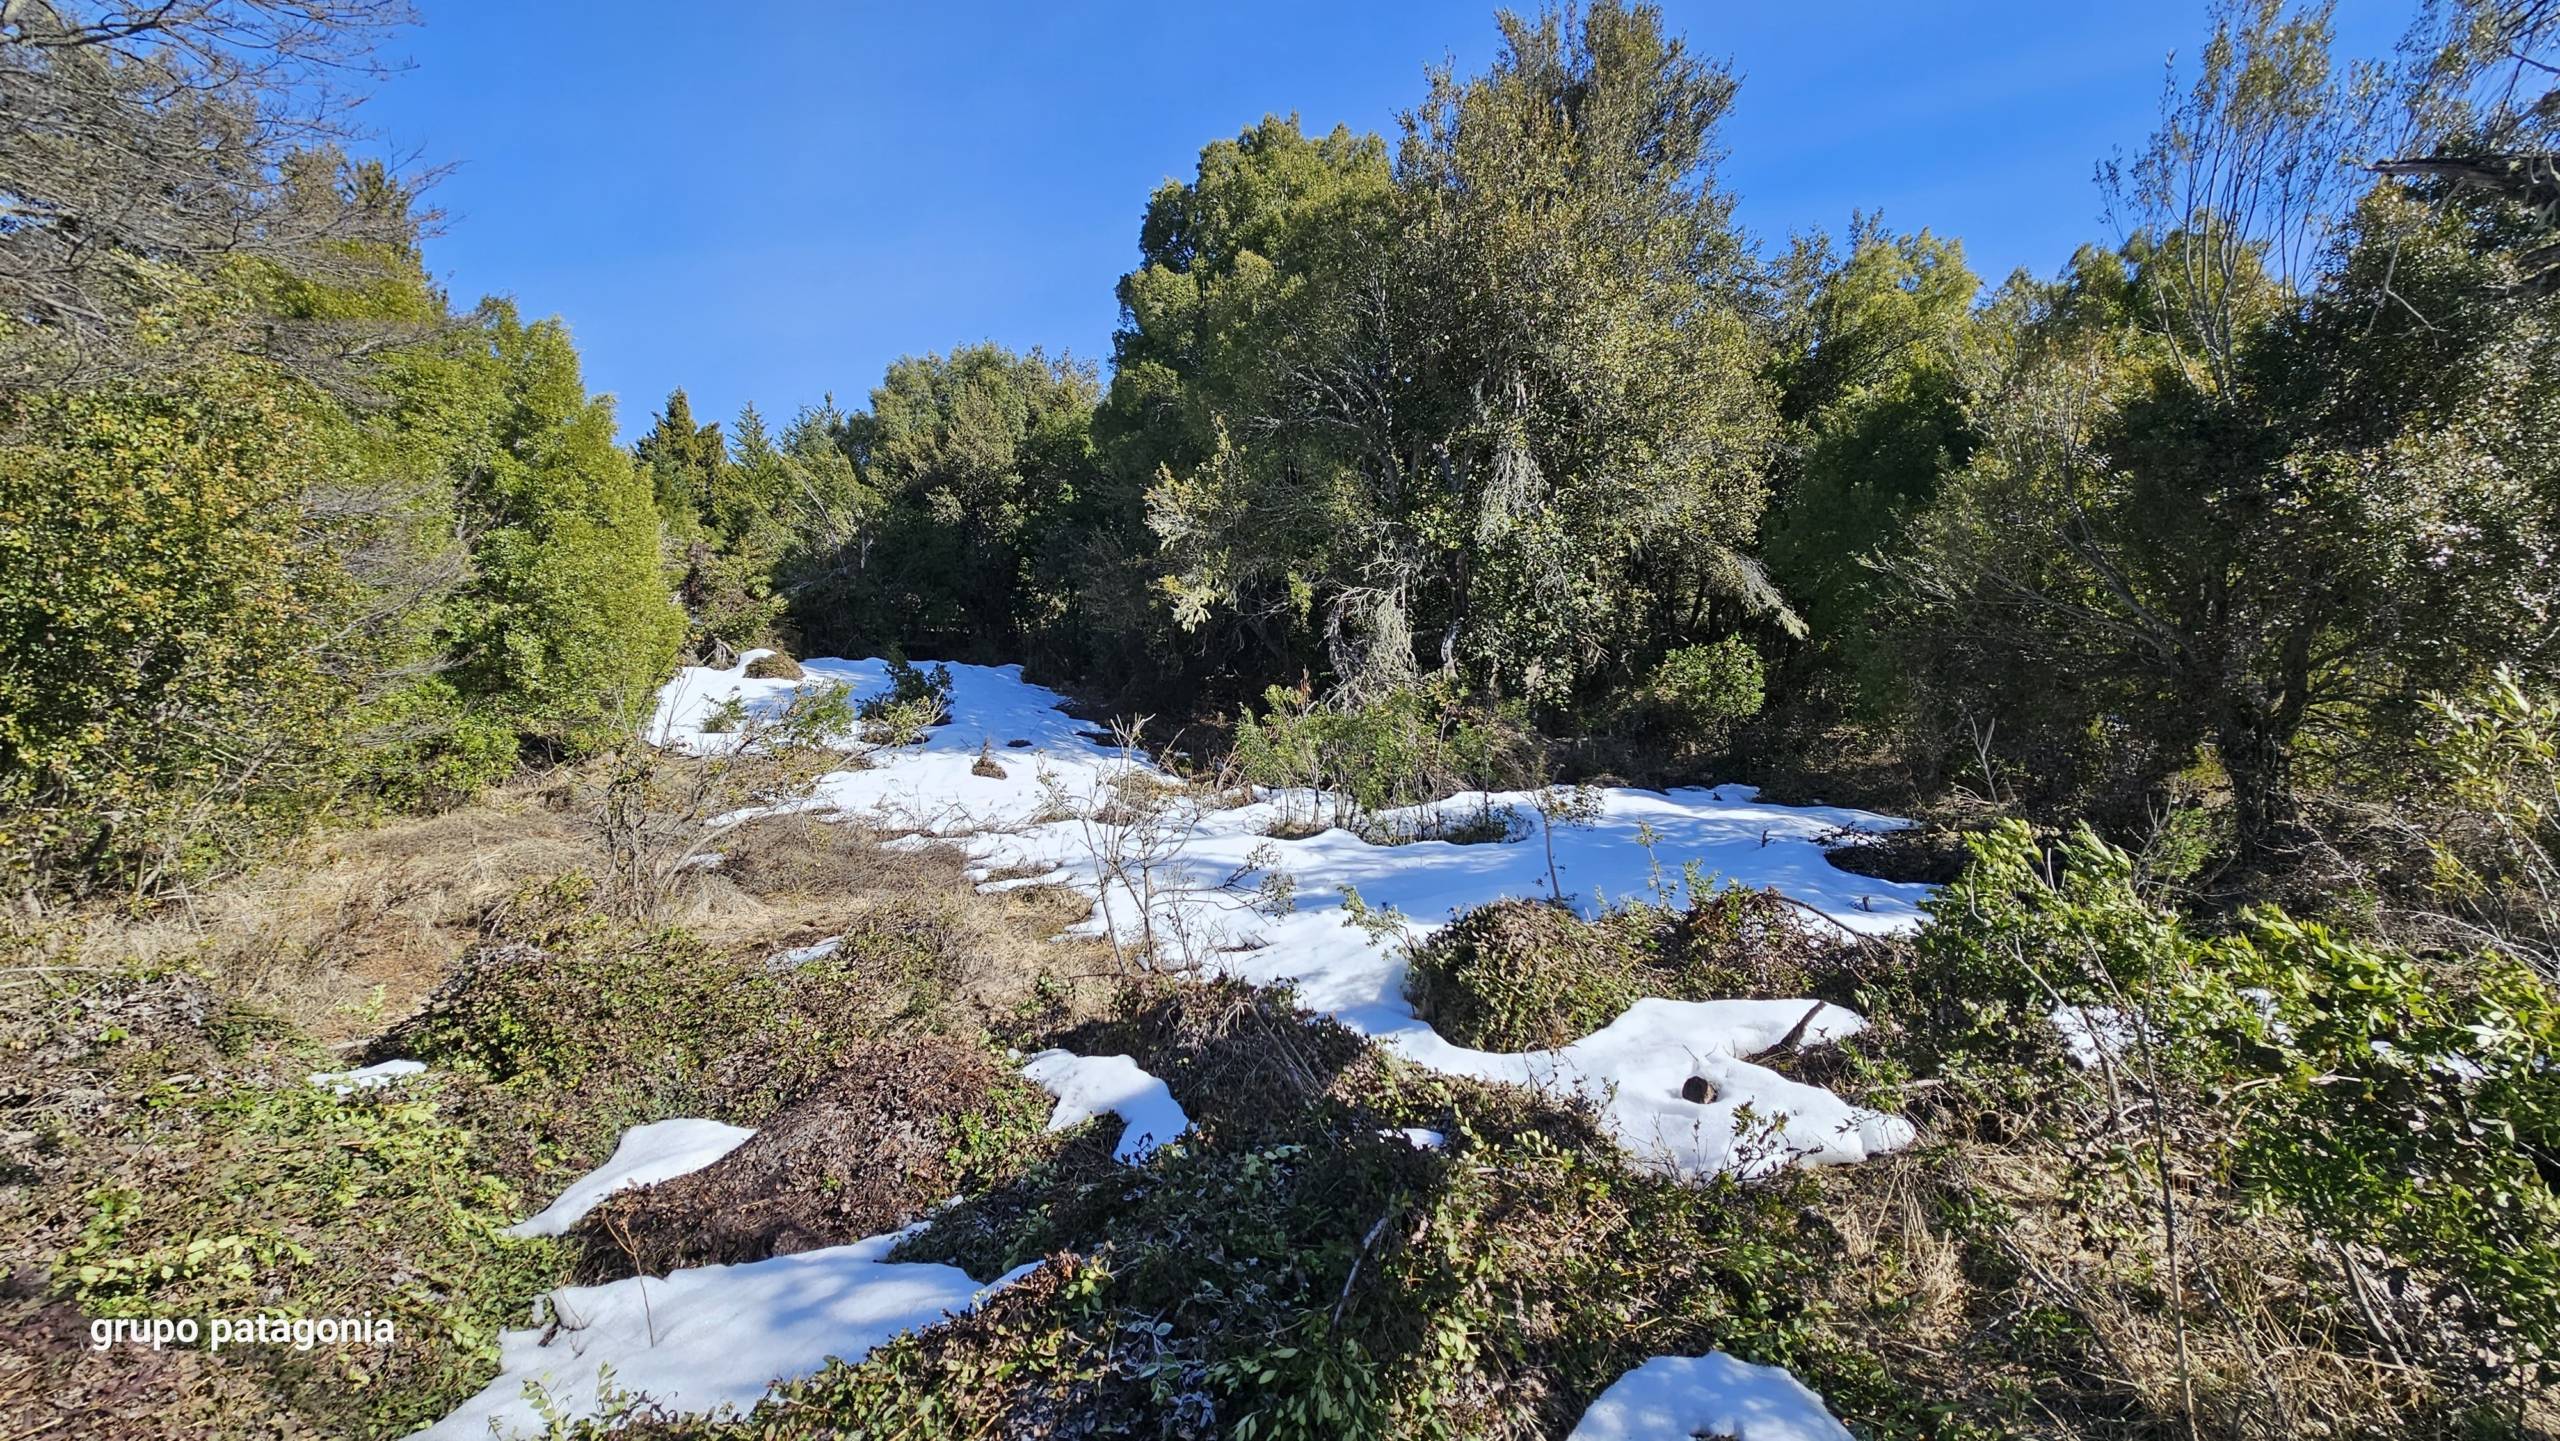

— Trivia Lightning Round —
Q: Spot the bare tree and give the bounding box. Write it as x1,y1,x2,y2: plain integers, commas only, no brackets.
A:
0,0,425,391
2372,0,2560,292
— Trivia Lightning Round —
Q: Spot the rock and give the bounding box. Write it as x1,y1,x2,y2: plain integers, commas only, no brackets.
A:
1680,1074,1718,1105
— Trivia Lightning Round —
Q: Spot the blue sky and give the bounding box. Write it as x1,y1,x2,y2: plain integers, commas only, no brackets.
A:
360,2,2408,438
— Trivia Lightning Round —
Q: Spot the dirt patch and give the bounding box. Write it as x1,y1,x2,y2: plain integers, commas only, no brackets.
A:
570,1035,1050,1280
1820,825,1970,887
1046,978,1370,1146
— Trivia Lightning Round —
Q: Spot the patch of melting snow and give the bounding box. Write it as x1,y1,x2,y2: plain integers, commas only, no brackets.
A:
1021,1050,1190,1162
506,1118,757,1239
413,658,1945,1436
1568,1351,1853,1440
763,935,843,972
2049,1002,2142,1070
410,1224,1039,1440
308,1058,424,1095
647,657,1929,1181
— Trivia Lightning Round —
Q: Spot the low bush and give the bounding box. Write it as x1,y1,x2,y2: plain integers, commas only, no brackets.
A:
377,873,971,1173
741,650,804,680
1404,889,1850,1051
1403,899,1654,1049
858,655,954,744
1627,636,1767,750
573,1034,1054,1280
1229,682,1535,842
604,1007,1947,1441
6,965,561,1438
1834,819,2560,1428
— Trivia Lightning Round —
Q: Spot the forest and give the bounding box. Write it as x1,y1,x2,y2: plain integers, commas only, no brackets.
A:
5,0,2560,1438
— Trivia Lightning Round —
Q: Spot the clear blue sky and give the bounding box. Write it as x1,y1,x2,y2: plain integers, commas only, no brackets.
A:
359,1,2408,438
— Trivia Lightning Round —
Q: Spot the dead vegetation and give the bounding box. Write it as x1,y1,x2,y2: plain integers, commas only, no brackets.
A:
572,1035,1054,1282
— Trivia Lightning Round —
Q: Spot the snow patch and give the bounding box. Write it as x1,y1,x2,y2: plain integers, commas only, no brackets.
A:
1406,998,1911,1178
648,658,1928,1180
2049,1003,2141,1069
764,935,843,971
506,1119,757,1239
411,1226,1039,1439
308,1059,424,1095
1021,1050,1190,1163
1568,1351,1853,1440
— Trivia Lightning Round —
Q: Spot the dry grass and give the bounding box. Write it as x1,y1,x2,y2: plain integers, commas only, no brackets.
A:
1798,1118,2533,1441
23,762,1120,1056
41,784,593,1048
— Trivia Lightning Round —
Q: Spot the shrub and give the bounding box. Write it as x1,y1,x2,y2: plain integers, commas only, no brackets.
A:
1230,683,1534,842
13,966,562,1438
1878,819,2560,1393
2216,911,2560,1376
1403,899,1655,1050
378,874,967,1159
1642,636,1766,744
0,367,384,894
859,655,954,744
670,1033,1883,1441
742,651,805,680
1405,890,1847,1052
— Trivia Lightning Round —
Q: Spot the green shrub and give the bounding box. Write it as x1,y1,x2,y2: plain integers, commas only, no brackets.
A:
1403,899,1655,1050
640,1046,1902,1441
20,963,566,1438
0,366,383,894
380,874,964,1157
64,1076,563,1435
859,655,953,744
1404,889,1846,1051
1230,683,1534,842
2216,911,2560,1375
1641,636,1766,744
1886,819,2560,1383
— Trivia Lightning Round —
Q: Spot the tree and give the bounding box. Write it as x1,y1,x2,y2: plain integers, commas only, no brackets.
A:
0,0,425,392
0,362,385,894
1138,2,1781,717
381,301,683,777
1762,222,1982,670
634,389,726,525
1886,1,2560,856
826,345,1100,661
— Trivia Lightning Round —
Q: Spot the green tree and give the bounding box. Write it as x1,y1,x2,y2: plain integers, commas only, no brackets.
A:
823,345,1100,661
1886,3,2560,853
381,302,683,782
1139,2,1782,718
0,364,386,894
1762,222,1982,676
634,388,727,525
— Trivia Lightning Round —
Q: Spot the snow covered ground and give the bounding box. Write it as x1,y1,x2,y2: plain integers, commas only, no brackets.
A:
308,1058,424,1094
657,653,1928,1178
415,1227,1039,1440
412,653,1918,1437
1021,1048,1192,1162
1566,1351,1855,1440
504,1118,756,1239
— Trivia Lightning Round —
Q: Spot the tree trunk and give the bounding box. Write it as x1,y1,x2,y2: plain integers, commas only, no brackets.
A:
2218,697,2299,862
